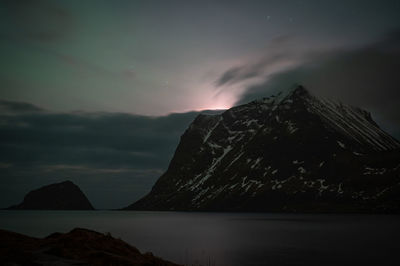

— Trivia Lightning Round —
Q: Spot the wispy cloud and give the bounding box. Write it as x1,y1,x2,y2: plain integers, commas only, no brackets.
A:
213,35,317,103
232,31,400,137
215,36,300,87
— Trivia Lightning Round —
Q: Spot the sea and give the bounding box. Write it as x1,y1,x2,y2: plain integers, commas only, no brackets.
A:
1,211,399,266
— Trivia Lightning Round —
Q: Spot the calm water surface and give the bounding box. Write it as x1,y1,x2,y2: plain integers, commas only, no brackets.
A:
0,211,399,266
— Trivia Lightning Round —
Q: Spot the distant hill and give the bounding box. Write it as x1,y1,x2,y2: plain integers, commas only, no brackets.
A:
8,180,94,210
126,85,400,212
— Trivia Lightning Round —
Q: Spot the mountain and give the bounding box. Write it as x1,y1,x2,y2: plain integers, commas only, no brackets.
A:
126,85,400,213
8,180,94,210
0,228,179,265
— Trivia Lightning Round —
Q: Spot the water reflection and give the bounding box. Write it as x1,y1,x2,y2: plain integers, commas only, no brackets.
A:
0,211,399,266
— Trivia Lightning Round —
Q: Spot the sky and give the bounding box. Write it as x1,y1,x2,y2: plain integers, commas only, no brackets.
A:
1,0,400,209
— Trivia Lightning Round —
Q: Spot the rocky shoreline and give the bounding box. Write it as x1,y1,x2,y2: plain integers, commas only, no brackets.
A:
0,228,180,266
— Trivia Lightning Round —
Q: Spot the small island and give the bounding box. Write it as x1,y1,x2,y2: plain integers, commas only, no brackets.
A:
8,180,94,210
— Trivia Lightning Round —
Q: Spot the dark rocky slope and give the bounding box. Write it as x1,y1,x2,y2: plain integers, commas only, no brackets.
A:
8,180,94,210
0,228,180,266
126,85,400,212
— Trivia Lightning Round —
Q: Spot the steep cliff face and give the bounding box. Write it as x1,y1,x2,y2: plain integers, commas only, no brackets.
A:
9,180,94,210
126,86,400,212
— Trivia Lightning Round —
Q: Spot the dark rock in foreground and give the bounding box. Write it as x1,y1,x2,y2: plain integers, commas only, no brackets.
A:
126,85,400,213
8,180,94,210
0,228,180,266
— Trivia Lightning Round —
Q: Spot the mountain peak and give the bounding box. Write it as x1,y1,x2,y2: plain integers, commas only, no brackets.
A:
290,84,309,96
127,84,400,212
274,84,312,103
240,85,399,152
279,83,308,95
245,84,312,109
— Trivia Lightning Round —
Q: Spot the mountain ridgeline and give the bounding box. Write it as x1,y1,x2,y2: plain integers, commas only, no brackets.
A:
127,85,400,212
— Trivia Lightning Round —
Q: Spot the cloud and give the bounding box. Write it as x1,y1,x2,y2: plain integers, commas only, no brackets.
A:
0,102,202,169
217,31,400,137
0,99,45,114
215,66,243,87
214,35,309,88
0,99,210,208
